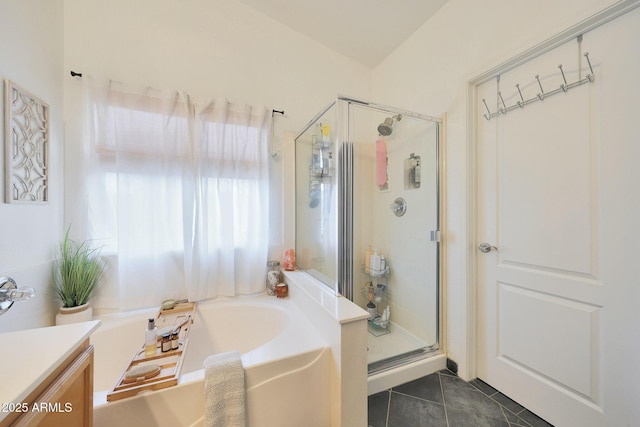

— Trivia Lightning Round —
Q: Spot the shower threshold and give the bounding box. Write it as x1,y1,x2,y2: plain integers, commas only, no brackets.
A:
367,320,437,368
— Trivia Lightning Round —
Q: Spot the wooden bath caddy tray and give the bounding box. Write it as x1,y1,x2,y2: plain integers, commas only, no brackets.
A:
107,301,197,402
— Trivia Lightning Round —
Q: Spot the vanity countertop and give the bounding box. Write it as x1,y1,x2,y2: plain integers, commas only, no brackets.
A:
0,320,101,421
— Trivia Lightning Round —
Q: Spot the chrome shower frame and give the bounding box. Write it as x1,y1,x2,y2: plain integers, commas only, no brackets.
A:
295,96,444,376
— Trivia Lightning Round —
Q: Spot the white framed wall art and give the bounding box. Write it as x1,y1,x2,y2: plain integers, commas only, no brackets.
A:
4,80,49,203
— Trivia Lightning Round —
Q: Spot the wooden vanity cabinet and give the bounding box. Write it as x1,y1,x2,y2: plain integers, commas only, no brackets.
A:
2,339,94,427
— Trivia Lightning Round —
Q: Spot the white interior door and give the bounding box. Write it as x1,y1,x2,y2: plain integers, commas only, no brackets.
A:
476,10,640,425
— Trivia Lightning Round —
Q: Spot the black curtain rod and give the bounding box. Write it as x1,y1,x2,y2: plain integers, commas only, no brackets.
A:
70,70,284,115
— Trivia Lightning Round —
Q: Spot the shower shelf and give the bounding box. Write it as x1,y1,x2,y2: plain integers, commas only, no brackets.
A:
368,320,390,337
309,165,333,178
308,136,334,203
361,280,391,336
309,135,334,179
361,265,390,278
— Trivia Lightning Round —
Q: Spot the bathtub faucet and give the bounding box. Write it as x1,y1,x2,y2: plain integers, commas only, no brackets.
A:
0,276,35,316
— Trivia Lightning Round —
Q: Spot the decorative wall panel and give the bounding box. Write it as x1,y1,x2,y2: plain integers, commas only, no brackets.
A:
4,80,49,203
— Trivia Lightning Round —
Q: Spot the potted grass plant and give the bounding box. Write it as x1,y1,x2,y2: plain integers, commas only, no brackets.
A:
54,226,106,325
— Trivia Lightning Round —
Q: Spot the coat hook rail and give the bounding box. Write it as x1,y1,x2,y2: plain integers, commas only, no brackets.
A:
482,52,595,121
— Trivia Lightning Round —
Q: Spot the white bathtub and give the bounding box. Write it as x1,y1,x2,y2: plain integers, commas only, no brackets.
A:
91,293,331,427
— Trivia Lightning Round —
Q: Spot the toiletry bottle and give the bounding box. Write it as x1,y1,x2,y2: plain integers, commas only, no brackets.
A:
266,260,280,295
380,255,386,272
375,283,384,303
366,301,377,320
171,332,180,350
322,153,328,176
370,249,381,272
382,306,390,328
365,246,373,270
321,123,331,143
161,333,171,352
145,318,157,356
366,284,377,320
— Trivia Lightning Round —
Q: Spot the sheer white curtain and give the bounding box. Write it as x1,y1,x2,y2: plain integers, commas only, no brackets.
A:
74,78,270,310
184,100,271,300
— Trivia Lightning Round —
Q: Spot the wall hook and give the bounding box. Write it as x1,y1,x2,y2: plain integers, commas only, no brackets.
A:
498,92,507,114
535,75,545,101
516,84,524,108
584,52,594,82
482,98,492,120
479,53,596,121
558,64,568,92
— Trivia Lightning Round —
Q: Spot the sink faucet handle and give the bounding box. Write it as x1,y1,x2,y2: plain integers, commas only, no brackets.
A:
4,287,36,302
0,276,36,315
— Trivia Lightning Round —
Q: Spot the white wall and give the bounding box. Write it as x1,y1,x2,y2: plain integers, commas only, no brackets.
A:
63,0,371,141
0,0,64,332
372,0,620,380
63,0,373,272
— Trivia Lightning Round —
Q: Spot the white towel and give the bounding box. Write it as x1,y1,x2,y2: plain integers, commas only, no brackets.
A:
203,351,246,427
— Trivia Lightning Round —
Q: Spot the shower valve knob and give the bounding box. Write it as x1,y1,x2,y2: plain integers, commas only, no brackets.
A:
390,197,407,217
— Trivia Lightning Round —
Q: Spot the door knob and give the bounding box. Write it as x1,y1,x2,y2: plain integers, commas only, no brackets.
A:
478,242,498,253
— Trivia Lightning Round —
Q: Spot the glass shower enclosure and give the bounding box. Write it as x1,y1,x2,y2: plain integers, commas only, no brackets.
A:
295,97,441,373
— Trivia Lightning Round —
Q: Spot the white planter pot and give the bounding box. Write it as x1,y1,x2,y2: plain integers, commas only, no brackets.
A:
55,303,93,325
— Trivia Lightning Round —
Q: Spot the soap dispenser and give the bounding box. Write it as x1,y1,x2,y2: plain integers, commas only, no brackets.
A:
145,318,157,356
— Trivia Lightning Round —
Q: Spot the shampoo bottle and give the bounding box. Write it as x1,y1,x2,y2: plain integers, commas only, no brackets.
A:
370,249,381,272
145,318,157,356
365,246,373,270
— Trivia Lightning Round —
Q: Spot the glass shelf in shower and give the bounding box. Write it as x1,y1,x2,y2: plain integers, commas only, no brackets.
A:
368,318,391,337
361,265,390,278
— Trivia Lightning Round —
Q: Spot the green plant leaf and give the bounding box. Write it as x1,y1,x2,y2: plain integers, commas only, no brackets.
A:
54,225,107,308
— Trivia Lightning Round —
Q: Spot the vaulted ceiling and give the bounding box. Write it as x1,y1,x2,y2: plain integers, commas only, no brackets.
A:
235,0,448,67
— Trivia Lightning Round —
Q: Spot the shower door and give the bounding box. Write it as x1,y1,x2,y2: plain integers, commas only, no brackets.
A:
294,97,441,372
345,101,441,372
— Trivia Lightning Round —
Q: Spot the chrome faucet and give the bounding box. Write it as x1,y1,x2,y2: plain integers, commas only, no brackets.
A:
0,276,35,316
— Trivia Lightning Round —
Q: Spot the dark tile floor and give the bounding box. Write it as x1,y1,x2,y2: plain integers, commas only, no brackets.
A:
368,370,554,427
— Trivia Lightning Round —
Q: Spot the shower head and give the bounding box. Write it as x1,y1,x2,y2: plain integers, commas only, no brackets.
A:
377,115,402,136
378,117,394,136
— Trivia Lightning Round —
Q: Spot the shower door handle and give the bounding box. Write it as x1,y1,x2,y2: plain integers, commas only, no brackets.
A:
478,242,498,253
